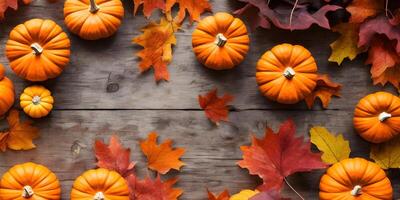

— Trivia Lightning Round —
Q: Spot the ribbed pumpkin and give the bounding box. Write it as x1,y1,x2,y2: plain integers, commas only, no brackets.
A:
0,64,15,117
319,158,392,200
20,85,54,118
230,190,258,200
0,162,61,200
256,44,318,104
64,0,124,40
71,168,129,200
192,12,250,70
5,19,71,82
353,91,400,143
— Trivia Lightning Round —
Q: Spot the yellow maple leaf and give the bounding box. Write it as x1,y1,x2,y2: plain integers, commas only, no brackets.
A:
0,109,39,152
329,23,364,65
310,126,351,164
370,136,400,169
132,14,180,82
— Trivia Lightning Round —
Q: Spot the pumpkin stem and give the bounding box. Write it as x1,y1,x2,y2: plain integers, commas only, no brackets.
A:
215,33,227,47
30,43,43,55
379,112,392,122
89,0,99,13
351,185,362,196
22,185,34,198
32,96,41,105
93,191,105,200
283,67,296,79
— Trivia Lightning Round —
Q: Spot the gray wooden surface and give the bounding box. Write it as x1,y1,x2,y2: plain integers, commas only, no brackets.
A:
0,0,399,199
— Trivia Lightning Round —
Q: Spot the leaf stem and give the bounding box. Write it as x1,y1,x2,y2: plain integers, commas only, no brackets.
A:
385,0,389,18
284,178,305,200
289,0,299,31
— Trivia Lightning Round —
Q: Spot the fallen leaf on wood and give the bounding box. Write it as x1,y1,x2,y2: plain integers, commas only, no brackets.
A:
372,64,400,89
198,88,234,124
140,132,185,174
305,74,342,109
0,109,39,152
346,0,384,23
167,0,212,23
310,126,350,165
132,175,183,200
250,189,289,200
132,14,180,82
95,135,136,177
207,189,230,200
238,119,326,191
133,0,166,18
0,0,32,20
329,23,364,65
370,136,400,169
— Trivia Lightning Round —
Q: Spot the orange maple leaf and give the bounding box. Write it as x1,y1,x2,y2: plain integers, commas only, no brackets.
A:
346,0,384,23
372,64,400,89
198,89,234,124
0,109,39,152
305,74,342,109
132,14,180,82
132,175,183,200
133,0,165,18
140,132,185,174
167,0,212,23
207,189,230,200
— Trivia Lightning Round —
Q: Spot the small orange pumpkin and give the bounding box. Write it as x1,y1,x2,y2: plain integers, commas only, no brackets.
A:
256,43,318,104
319,158,392,200
71,168,129,200
6,19,71,82
353,91,400,143
0,64,15,116
20,85,54,118
64,0,124,40
192,12,250,70
0,162,61,200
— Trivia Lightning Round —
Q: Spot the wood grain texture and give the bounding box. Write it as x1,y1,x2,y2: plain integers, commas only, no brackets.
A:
0,0,399,199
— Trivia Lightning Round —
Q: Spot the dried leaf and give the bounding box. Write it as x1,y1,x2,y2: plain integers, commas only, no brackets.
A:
207,189,230,200
132,14,180,82
305,74,342,109
132,175,183,200
346,0,384,23
140,132,185,174
167,0,212,23
329,23,364,65
133,0,166,18
370,136,400,169
238,119,326,191
198,89,234,124
0,109,39,152
95,135,136,177
310,126,351,165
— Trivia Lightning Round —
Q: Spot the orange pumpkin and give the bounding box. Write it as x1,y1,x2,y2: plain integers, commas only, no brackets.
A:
0,162,61,200
319,158,392,200
71,168,129,200
64,0,124,40
353,91,400,143
5,19,71,82
256,43,318,104
0,64,15,116
20,85,54,118
192,12,250,70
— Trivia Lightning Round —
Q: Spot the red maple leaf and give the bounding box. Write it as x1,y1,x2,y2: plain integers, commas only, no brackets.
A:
198,89,234,124
238,119,326,191
207,189,230,200
130,175,183,200
94,135,136,177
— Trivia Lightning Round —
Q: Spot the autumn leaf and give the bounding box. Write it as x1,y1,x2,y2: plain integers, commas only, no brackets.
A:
133,0,165,18
346,0,384,23
372,64,400,89
198,89,234,124
250,189,288,200
207,189,230,200
166,0,212,23
370,136,400,169
132,14,180,82
0,109,39,152
140,132,185,174
238,119,326,191
305,74,342,109
131,175,183,200
0,0,32,20
329,23,364,65
95,135,136,177
310,126,351,165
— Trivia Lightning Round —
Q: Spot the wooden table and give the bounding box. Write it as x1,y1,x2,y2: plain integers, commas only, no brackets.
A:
1,0,399,199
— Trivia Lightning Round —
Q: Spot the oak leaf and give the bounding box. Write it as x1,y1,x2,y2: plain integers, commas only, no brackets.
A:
346,0,384,23
207,189,230,200
310,126,350,165
166,0,212,23
370,136,400,169
95,135,136,177
198,89,234,124
238,119,326,191
133,0,165,18
329,23,364,65
132,15,180,82
0,109,39,152
140,132,185,174
305,74,342,109
132,175,183,200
